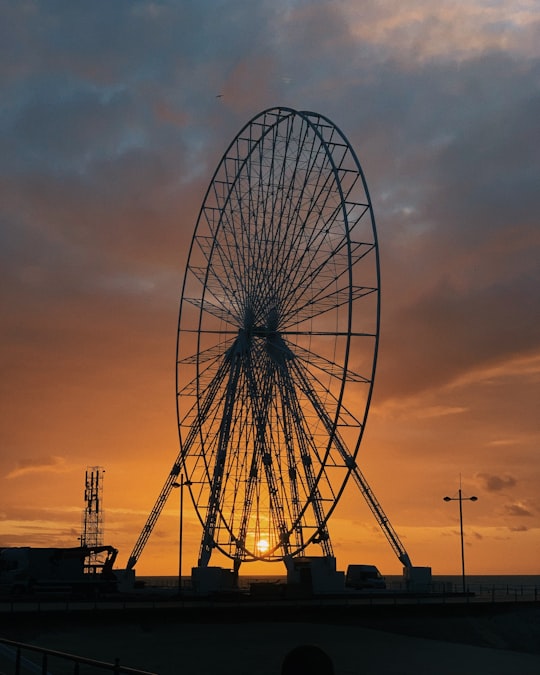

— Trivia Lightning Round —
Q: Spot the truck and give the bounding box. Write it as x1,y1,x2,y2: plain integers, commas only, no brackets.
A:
345,564,386,590
0,545,119,596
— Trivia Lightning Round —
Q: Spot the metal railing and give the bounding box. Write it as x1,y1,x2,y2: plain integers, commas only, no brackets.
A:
0,637,157,675
385,580,540,603
0,581,538,616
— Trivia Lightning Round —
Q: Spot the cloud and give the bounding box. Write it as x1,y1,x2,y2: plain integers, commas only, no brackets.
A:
336,49,540,404
344,1,540,62
0,0,539,574
5,455,69,479
503,501,534,518
476,473,517,492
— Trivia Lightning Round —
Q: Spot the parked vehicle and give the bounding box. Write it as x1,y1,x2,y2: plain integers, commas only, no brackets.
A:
345,564,386,589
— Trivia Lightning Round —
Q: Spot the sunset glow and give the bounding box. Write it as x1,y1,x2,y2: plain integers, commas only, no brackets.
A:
0,1,538,579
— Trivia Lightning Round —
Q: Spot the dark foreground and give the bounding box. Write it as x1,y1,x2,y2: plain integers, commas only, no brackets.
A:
1,601,540,675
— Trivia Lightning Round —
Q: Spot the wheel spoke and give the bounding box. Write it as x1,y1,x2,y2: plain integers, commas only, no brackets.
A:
175,107,381,566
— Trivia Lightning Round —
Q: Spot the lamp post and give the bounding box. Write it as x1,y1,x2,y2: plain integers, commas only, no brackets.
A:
443,488,478,593
172,474,192,595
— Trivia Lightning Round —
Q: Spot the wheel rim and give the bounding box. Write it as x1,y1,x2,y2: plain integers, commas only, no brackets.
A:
176,107,380,565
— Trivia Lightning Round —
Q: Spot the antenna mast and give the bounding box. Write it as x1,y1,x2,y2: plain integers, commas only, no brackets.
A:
81,466,105,573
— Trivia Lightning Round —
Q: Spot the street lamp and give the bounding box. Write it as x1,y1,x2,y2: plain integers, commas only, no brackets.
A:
172,473,192,595
443,488,478,593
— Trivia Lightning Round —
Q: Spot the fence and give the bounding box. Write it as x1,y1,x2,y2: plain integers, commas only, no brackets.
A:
385,579,540,603
0,637,157,675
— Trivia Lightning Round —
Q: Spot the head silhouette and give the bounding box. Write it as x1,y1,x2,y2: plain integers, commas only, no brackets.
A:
281,644,335,675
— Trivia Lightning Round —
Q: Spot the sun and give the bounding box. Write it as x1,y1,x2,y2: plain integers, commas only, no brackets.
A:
256,538,269,554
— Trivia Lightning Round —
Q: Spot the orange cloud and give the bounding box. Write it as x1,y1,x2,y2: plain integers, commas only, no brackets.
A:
503,501,535,518
5,455,70,479
344,1,539,62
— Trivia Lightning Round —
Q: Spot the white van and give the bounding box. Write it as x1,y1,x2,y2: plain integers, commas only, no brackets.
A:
345,564,386,589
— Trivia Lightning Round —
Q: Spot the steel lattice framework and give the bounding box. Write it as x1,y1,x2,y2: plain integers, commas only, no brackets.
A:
127,107,411,573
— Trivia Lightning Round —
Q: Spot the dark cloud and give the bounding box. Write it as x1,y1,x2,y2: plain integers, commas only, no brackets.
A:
365,56,540,400
378,269,540,400
476,473,517,492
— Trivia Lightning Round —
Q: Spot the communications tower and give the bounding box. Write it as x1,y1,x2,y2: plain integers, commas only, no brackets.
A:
80,466,105,573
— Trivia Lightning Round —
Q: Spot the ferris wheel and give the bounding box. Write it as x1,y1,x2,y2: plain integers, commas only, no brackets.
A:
127,107,411,574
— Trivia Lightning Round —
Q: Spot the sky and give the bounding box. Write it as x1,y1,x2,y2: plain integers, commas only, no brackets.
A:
1,0,539,578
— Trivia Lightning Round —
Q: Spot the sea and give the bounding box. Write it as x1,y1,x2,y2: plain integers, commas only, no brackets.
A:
138,574,540,603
